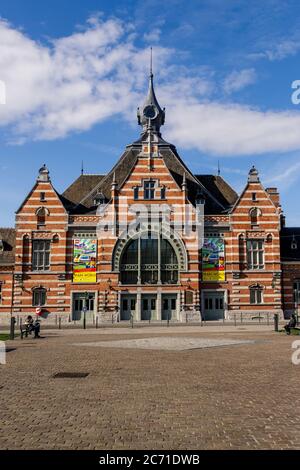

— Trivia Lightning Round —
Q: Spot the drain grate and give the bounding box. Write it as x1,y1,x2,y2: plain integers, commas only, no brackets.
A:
53,372,89,379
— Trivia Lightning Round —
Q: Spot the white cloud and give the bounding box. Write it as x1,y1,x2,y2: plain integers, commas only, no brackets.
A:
143,28,161,43
2,16,300,158
223,68,256,94
164,101,300,156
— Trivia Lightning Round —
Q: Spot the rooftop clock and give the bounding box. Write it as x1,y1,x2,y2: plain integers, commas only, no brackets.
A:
143,104,157,119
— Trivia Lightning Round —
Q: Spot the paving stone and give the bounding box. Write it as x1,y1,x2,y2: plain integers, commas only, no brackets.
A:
0,328,299,449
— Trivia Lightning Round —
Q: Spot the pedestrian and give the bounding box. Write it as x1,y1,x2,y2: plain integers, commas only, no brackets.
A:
284,313,297,335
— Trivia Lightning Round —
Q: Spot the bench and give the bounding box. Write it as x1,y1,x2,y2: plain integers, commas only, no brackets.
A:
20,324,33,339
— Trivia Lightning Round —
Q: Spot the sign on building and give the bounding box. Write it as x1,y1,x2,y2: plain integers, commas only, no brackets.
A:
73,238,97,283
202,237,225,281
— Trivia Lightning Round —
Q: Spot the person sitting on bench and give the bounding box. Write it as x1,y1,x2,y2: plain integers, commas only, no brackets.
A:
284,313,297,335
24,315,41,338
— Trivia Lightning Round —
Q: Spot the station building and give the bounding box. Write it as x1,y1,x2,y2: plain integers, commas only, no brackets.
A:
0,73,299,323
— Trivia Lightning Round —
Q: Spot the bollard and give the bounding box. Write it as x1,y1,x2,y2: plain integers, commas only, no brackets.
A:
130,313,134,329
234,314,237,327
10,316,16,340
167,313,170,327
274,313,279,332
58,317,61,330
96,317,98,329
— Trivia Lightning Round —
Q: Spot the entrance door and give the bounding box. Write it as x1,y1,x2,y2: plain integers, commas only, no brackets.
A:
141,295,157,321
72,293,95,321
120,295,137,321
202,292,225,320
162,294,177,321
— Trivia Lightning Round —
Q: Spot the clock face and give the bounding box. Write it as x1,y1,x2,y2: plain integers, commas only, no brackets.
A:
143,105,157,119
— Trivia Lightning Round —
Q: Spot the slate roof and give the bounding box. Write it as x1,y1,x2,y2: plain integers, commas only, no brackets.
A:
60,144,238,215
0,228,16,266
280,227,300,262
195,175,238,213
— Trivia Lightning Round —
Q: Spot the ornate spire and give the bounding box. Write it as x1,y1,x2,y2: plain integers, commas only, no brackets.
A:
137,49,165,136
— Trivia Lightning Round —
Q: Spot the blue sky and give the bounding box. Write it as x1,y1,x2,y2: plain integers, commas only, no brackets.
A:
1,0,300,225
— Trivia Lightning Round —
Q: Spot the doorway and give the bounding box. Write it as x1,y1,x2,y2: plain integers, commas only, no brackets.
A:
202,291,225,320
161,294,177,321
120,295,137,321
141,295,157,321
72,292,95,321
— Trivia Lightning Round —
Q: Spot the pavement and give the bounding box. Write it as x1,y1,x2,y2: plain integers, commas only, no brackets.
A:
0,325,299,450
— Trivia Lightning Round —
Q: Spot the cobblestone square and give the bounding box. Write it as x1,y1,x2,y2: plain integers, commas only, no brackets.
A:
1,326,299,450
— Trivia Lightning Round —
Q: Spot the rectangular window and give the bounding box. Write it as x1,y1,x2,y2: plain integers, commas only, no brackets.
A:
246,240,264,269
40,192,46,202
250,289,263,304
133,187,139,200
171,298,176,310
143,299,148,310
144,180,156,200
122,299,128,311
130,298,136,310
163,298,168,310
32,240,51,271
33,289,46,306
161,187,166,199
252,193,256,201
151,299,156,310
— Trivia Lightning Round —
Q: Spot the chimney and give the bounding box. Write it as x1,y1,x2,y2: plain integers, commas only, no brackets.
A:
266,187,280,207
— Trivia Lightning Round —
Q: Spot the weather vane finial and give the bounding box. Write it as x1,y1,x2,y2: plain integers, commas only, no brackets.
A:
150,47,153,77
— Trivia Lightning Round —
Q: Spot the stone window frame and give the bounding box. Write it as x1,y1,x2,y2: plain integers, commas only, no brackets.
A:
249,283,264,305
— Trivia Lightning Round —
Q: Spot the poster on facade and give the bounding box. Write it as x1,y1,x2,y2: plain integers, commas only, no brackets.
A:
202,238,225,281
73,238,97,283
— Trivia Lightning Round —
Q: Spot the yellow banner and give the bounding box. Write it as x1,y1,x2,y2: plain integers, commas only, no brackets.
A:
203,271,225,281
73,272,96,283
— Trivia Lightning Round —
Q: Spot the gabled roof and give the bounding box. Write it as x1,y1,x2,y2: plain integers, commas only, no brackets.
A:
280,227,300,262
59,143,238,215
0,228,15,266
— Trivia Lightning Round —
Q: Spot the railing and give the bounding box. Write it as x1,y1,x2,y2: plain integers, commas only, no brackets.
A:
2,311,286,336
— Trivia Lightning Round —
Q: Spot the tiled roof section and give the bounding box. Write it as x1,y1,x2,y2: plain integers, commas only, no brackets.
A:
61,175,105,213
0,228,15,265
280,227,300,261
196,175,238,212
61,149,139,213
80,149,139,208
160,146,237,213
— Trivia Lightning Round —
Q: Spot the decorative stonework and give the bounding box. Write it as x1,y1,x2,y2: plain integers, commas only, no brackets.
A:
32,231,53,239
204,215,229,225
69,216,99,224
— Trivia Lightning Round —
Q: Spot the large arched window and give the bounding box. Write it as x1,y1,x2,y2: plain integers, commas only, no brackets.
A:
120,234,179,285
